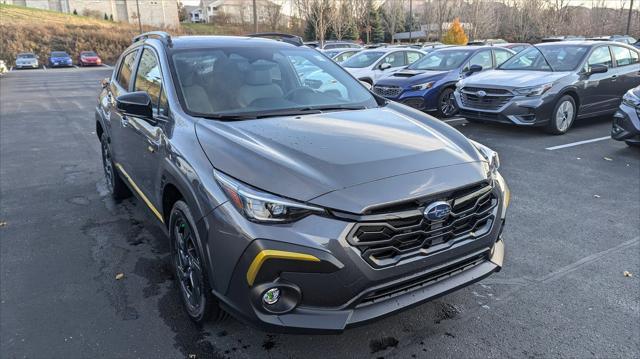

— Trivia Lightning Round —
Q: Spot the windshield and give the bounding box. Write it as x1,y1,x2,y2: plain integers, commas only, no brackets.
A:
499,45,588,71
82,51,97,56
18,53,35,59
323,50,341,58
170,47,377,118
342,51,385,68
408,50,472,70
51,52,69,57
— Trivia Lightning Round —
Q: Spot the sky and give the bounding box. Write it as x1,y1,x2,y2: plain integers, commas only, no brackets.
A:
181,0,636,10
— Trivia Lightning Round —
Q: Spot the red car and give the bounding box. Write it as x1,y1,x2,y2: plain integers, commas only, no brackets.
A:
77,51,102,66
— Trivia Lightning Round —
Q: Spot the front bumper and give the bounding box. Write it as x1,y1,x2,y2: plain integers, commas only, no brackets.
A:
202,181,508,333
611,103,640,143
455,90,556,126
16,63,38,69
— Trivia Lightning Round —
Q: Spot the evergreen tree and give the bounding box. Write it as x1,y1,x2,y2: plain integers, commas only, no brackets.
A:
369,8,385,43
343,22,359,41
109,14,113,21
73,9,78,15
104,13,108,21
442,18,468,45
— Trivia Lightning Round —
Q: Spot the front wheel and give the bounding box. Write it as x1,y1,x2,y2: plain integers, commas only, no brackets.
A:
436,88,458,118
170,200,222,323
545,95,576,135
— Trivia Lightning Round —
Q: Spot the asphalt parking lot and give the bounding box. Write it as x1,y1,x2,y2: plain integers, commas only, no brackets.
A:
1,68,638,359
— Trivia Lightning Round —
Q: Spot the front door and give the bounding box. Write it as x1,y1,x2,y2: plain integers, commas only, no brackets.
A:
580,45,616,114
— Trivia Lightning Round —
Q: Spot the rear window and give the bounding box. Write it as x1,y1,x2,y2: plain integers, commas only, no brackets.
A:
612,46,634,66
82,51,97,56
18,54,35,59
116,50,138,90
51,52,68,57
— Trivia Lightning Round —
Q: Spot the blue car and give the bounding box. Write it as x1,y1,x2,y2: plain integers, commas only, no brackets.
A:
48,51,73,67
373,46,515,117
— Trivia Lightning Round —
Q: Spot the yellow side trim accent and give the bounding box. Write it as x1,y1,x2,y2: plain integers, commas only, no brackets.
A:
246,250,320,286
115,163,164,223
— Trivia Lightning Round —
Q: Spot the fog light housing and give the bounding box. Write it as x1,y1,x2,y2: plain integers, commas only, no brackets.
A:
262,288,280,305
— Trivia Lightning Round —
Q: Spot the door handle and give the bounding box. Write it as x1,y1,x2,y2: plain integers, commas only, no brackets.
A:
121,115,130,127
611,75,618,81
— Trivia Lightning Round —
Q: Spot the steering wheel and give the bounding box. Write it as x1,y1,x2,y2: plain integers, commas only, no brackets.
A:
284,87,317,101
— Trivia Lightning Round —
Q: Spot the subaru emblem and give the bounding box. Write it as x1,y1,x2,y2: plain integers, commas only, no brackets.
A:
424,201,451,221
476,90,487,98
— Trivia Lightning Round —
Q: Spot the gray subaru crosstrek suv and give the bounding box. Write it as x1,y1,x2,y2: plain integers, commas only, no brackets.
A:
96,32,510,333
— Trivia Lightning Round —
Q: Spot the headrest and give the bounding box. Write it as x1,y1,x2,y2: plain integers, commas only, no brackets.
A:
245,67,272,85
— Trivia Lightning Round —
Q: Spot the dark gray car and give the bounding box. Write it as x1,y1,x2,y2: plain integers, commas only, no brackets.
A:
95,32,510,333
455,41,640,134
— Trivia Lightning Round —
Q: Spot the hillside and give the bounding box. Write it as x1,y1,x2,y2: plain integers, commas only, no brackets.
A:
0,4,191,66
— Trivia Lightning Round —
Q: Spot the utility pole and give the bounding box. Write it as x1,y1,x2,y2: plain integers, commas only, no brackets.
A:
409,0,413,43
626,0,635,35
253,0,258,33
135,0,142,33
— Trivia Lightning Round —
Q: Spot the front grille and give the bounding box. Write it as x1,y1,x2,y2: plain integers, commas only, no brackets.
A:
373,85,403,98
358,251,489,306
460,87,513,111
346,182,498,268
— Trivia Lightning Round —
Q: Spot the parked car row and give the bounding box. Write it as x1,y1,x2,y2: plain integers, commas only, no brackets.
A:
12,50,103,69
332,40,640,136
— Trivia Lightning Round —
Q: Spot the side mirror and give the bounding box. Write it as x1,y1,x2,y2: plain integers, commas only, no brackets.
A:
116,91,152,119
587,64,608,75
468,64,483,74
359,80,372,90
379,62,392,70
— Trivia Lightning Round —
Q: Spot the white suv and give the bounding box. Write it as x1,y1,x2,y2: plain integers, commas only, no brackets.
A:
341,48,425,85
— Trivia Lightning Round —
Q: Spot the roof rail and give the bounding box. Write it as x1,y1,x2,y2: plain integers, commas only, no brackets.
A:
133,31,172,46
246,32,303,46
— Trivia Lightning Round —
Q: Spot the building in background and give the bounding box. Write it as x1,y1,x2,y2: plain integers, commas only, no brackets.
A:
5,0,180,27
197,0,282,25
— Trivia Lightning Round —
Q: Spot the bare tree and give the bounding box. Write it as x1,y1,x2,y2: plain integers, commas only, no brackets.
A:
264,0,285,31
293,0,334,45
330,0,355,40
382,0,405,43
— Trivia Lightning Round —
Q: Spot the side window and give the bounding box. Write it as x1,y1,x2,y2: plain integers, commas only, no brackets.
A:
407,52,422,64
380,52,406,68
587,46,613,67
116,50,138,90
158,88,169,117
468,50,493,70
630,49,639,64
494,50,512,67
134,49,163,110
612,46,633,67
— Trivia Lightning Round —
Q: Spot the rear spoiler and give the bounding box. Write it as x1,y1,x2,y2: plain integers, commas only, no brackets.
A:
246,32,303,46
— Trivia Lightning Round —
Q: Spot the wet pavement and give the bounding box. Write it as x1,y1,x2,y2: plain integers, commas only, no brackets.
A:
1,68,638,358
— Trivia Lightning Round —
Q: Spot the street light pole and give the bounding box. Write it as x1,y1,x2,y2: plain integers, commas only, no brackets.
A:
253,0,258,33
626,0,634,35
135,0,142,33
409,0,413,43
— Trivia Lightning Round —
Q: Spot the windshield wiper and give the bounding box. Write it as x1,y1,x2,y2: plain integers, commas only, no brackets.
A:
198,106,367,121
531,45,555,72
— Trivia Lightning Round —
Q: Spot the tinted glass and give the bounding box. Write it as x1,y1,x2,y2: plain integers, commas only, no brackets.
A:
380,52,406,68
499,45,588,71
82,51,97,56
51,52,68,57
134,49,162,108
334,51,357,62
171,47,376,117
467,50,493,70
630,49,639,64
18,53,35,59
587,46,613,67
117,50,138,90
342,51,385,68
494,50,513,66
612,46,633,66
408,49,472,70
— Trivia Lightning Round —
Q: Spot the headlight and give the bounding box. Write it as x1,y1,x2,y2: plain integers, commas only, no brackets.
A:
410,81,434,91
514,83,552,97
469,140,499,174
214,170,324,223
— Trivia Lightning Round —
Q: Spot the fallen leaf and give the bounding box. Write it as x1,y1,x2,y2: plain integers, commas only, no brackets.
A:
593,195,601,198
603,157,613,161
188,354,197,359
0,221,6,228
623,271,633,277
576,157,581,160
115,273,124,280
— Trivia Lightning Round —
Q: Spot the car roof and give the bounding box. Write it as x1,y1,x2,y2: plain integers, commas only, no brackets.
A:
167,35,302,50
358,47,422,53
539,40,632,47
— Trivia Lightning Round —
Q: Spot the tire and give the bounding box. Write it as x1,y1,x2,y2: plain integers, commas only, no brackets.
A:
436,87,458,118
169,200,222,324
545,95,576,135
100,132,131,200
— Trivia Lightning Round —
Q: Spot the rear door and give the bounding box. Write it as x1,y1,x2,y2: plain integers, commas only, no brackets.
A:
372,51,407,81
610,45,640,100
493,49,513,68
580,45,616,114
